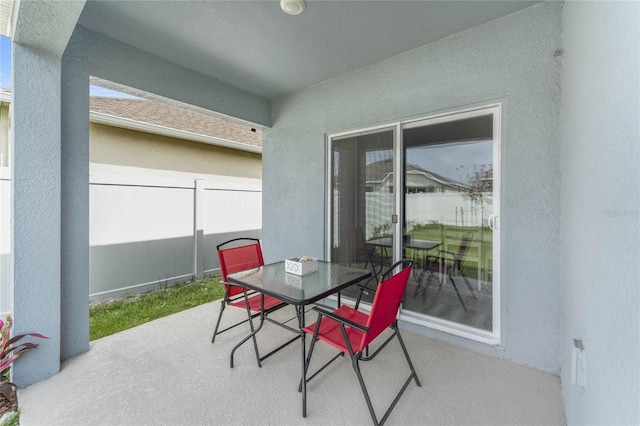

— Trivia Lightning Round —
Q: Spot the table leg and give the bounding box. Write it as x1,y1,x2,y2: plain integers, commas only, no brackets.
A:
298,305,307,418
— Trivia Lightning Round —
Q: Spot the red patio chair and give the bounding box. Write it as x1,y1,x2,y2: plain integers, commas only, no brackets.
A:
301,259,420,425
211,238,293,367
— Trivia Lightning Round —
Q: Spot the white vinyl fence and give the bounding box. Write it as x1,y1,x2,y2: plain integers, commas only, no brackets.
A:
90,174,261,301
0,168,11,318
363,192,490,239
0,172,262,314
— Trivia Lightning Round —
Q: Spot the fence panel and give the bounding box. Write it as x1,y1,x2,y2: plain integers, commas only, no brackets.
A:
202,184,262,274
0,172,263,308
363,192,487,237
90,176,197,300
89,175,262,301
0,169,11,317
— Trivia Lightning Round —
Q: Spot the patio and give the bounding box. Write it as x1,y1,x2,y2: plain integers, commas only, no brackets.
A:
19,301,565,425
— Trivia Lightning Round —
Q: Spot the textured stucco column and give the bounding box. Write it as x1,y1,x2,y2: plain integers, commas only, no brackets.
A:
11,44,62,386
561,1,640,424
60,49,90,360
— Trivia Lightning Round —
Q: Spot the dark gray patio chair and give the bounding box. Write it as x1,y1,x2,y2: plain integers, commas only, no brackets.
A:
416,231,476,310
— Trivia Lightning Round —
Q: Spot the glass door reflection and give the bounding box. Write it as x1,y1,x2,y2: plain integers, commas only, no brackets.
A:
329,128,396,303
401,113,495,332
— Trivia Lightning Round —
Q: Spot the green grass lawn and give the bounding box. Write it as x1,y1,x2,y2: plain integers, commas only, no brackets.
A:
407,224,493,280
89,277,225,341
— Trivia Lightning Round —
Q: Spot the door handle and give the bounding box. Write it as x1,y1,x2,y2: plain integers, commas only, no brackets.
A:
488,214,499,232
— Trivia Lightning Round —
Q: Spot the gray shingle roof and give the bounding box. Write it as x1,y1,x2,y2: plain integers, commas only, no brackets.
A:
0,88,262,148
89,97,262,147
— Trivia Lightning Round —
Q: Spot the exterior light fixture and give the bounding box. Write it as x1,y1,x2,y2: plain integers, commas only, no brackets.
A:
280,0,305,15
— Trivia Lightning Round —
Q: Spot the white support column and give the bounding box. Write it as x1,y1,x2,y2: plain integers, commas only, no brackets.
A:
11,44,62,386
193,179,205,280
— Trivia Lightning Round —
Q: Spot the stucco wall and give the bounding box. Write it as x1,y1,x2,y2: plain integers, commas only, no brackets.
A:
12,43,63,386
561,2,640,424
90,123,262,179
71,25,271,128
264,2,562,373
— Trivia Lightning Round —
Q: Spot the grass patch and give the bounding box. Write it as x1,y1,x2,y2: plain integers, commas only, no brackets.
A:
89,277,224,341
0,409,20,426
0,411,20,426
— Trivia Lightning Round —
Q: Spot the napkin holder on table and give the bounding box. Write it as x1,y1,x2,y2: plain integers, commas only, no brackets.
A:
285,257,318,276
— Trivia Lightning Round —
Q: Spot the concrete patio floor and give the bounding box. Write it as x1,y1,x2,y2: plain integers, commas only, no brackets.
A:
19,301,566,425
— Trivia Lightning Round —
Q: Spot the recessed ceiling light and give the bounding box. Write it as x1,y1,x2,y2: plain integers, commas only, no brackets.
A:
280,0,305,16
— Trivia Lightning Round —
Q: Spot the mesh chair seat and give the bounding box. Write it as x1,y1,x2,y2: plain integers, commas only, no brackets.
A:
229,292,285,312
302,305,368,354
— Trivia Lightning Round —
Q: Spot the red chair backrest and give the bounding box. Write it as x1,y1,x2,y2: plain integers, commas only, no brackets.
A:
217,239,264,297
359,262,412,351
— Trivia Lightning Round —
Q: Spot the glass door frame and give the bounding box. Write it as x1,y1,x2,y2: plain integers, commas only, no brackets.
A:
325,103,501,346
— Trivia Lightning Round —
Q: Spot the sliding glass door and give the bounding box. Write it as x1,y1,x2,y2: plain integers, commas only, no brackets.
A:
328,126,397,303
327,105,500,342
401,108,499,340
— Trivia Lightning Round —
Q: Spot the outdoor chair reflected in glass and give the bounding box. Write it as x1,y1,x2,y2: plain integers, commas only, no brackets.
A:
345,227,384,284
416,231,477,310
211,238,298,367
301,260,421,426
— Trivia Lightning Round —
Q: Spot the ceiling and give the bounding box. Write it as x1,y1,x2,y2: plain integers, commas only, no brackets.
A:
78,1,538,101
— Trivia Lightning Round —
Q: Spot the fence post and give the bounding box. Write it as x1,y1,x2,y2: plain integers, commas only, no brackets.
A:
194,179,204,280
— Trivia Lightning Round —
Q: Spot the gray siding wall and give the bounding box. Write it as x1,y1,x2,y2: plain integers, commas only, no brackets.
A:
264,2,562,373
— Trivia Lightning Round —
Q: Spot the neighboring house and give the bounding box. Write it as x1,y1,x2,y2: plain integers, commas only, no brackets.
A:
0,88,263,308
366,159,467,194
0,89,9,167
0,88,262,180
88,96,262,180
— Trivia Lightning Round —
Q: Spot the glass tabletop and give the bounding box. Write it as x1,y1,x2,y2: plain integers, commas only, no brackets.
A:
227,260,372,305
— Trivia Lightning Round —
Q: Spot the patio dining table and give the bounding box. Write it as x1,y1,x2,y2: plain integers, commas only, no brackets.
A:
227,260,372,418
366,236,441,283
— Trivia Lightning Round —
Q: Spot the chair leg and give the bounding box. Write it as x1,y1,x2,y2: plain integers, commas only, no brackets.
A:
211,298,227,343
461,273,478,299
395,326,421,387
230,294,263,368
414,270,425,297
351,354,380,426
415,269,439,299
448,272,468,311
351,329,422,426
